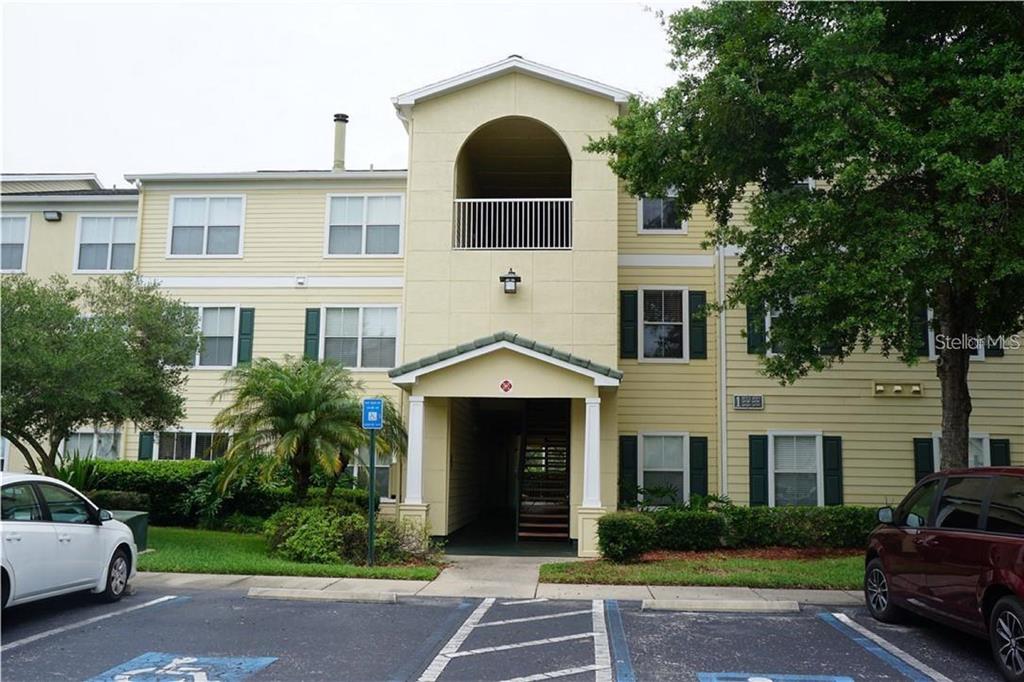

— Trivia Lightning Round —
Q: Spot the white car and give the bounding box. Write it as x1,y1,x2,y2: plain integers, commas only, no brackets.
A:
1,473,137,608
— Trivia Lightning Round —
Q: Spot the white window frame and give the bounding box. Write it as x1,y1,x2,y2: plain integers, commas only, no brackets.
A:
153,429,227,461
926,308,984,361
1,438,9,472
323,193,405,258
191,303,241,370
73,212,138,273
318,304,401,371
636,196,688,234
166,195,246,259
931,431,991,470
1,213,30,273
638,286,690,363
346,444,395,501
59,429,121,460
767,430,824,507
637,432,690,505
764,308,781,357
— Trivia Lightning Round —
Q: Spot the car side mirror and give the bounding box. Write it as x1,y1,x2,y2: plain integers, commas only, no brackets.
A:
97,509,113,523
877,506,895,525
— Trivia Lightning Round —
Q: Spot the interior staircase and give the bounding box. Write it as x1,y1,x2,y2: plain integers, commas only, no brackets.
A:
517,400,570,541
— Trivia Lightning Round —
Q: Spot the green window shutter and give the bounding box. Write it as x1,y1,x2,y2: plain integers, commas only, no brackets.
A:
991,439,1011,466
237,308,255,363
618,435,639,508
913,437,935,481
138,432,154,461
746,305,766,354
689,290,707,359
689,436,709,497
303,308,321,360
985,335,1005,358
749,435,768,506
914,306,930,357
823,435,843,506
620,291,638,359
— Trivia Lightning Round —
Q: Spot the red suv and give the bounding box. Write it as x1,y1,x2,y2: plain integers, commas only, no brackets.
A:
865,467,1024,681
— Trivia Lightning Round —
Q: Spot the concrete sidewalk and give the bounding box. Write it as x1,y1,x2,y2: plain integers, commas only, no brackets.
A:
137,553,864,611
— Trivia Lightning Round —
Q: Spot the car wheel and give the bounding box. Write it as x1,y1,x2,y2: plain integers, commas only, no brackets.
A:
990,596,1024,682
97,548,130,603
864,558,905,623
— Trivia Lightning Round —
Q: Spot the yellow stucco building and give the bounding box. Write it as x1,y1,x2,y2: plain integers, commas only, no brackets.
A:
2,58,1021,556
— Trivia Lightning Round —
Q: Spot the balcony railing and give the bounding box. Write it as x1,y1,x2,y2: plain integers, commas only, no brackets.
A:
453,198,572,250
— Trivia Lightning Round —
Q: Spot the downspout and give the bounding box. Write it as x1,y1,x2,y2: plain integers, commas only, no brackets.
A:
717,245,729,497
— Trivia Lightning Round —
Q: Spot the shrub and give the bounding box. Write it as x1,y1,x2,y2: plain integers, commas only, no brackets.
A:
55,453,107,491
719,505,876,549
652,509,724,551
375,517,440,565
86,489,152,512
93,460,212,525
200,512,267,534
597,512,656,562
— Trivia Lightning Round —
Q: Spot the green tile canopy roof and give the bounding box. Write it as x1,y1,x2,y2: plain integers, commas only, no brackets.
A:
387,331,624,380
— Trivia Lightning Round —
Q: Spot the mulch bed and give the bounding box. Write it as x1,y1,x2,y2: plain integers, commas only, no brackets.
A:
641,547,862,562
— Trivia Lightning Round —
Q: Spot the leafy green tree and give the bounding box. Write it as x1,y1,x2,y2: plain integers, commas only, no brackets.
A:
213,356,406,501
590,2,1024,469
1,274,199,476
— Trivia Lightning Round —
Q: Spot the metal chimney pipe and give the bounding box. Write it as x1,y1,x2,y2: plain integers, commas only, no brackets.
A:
333,113,348,171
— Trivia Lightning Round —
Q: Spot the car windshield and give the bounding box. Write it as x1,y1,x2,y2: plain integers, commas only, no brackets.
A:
897,480,940,528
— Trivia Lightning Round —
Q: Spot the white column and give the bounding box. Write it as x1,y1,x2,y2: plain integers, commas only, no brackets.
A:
581,397,602,508
405,396,425,505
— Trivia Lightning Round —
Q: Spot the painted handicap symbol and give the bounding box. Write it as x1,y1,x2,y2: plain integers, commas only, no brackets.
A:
87,652,277,682
698,675,854,682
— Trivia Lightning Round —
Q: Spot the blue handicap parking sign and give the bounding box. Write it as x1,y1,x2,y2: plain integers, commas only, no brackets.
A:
698,675,854,682
88,652,277,682
362,397,383,430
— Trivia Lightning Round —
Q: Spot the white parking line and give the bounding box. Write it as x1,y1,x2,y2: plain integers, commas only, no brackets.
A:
830,612,955,682
449,632,596,658
592,600,612,682
476,609,592,628
418,597,494,682
502,598,548,606
1,595,179,652
500,664,605,681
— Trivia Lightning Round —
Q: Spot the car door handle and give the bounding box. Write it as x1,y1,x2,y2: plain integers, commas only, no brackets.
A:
57,533,71,543
4,533,21,542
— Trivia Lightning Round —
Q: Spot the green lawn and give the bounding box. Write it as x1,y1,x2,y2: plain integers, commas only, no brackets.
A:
540,552,864,590
139,527,441,581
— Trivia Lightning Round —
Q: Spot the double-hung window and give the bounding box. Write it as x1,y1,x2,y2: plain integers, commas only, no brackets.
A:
170,196,243,257
193,305,238,368
322,306,398,369
156,431,228,460
63,431,120,460
326,195,402,256
344,445,392,498
932,433,990,469
640,288,687,361
1,215,29,272
770,433,823,507
77,216,137,271
638,196,685,233
639,434,688,505
926,308,984,360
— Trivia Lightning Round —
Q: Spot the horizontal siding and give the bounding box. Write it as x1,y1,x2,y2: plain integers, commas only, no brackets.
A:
617,182,715,255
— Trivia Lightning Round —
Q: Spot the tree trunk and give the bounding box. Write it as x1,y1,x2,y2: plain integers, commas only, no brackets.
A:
935,288,973,470
293,458,311,502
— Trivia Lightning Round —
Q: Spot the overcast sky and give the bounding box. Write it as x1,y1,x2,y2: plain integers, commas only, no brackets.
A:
3,1,692,188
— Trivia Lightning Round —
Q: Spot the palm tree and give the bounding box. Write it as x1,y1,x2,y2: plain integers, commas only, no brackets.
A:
213,356,405,501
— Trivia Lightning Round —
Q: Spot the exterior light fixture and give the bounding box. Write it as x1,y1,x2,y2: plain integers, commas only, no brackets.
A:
43,210,62,222
499,268,521,294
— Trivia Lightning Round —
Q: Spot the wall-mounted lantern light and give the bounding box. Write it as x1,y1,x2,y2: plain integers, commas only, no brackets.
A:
499,268,521,294
43,210,62,222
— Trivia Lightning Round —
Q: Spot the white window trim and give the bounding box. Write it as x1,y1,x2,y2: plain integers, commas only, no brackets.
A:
1,438,10,471
636,197,688,235
166,195,246,259
767,430,824,507
1,213,30,273
638,286,690,363
191,303,241,370
764,308,780,357
926,308,984,362
153,429,226,461
637,432,690,505
72,212,138,274
59,429,122,460
318,304,402,372
930,431,990,470
323,193,405,259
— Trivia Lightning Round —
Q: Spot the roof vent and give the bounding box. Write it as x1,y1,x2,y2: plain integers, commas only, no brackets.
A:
507,54,523,59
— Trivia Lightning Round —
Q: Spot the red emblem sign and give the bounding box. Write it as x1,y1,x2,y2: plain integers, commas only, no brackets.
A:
499,380,513,393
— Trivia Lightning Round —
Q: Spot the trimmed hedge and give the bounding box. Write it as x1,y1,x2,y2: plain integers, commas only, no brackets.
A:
652,509,724,551
597,512,656,562
86,489,152,512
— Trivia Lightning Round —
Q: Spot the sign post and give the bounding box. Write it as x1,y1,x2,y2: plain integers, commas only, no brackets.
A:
361,397,384,566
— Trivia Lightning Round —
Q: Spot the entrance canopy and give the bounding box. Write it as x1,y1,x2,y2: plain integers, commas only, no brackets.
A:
388,331,621,397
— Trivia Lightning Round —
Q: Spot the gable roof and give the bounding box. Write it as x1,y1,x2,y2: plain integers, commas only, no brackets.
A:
392,56,631,111
388,331,622,387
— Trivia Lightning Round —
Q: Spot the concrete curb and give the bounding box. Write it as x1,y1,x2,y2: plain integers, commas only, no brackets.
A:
641,599,800,613
246,587,397,603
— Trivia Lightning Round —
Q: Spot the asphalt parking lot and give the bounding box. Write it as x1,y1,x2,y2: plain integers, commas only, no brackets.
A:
0,582,1001,681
